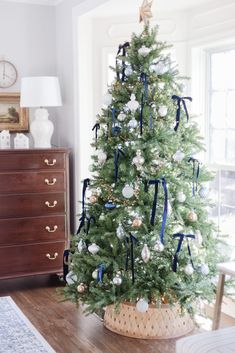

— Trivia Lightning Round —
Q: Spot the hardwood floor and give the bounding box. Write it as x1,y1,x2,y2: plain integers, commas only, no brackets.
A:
0,275,234,353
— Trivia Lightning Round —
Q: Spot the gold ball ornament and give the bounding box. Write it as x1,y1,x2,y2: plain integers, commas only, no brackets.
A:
132,218,142,228
77,283,86,293
89,194,98,204
188,211,198,222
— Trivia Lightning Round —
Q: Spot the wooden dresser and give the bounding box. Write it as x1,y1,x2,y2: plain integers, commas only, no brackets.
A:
0,148,70,280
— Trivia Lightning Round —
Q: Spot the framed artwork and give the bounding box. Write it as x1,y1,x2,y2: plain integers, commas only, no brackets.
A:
0,92,29,132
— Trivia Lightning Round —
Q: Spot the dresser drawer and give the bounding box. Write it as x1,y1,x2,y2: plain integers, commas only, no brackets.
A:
0,242,65,279
0,151,66,171
0,171,65,194
0,193,65,218
0,215,66,246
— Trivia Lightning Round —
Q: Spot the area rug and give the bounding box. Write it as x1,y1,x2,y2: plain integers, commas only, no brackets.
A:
0,296,56,353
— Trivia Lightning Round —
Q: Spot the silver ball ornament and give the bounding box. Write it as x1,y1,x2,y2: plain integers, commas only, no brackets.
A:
184,264,194,275
113,275,122,286
154,240,164,252
88,243,100,255
136,298,149,313
158,105,168,117
173,150,185,162
199,187,209,198
200,264,209,276
122,184,134,199
177,191,186,203
92,269,98,280
116,223,125,240
126,94,139,112
117,112,126,122
138,46,151,57
128,118,138,129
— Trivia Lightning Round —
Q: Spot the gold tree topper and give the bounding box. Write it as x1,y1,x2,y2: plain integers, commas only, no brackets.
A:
139,0,153,25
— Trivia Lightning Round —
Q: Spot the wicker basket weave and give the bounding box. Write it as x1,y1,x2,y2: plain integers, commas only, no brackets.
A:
104,302,194,339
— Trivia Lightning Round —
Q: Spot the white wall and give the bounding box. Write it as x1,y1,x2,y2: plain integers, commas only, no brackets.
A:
0,2,57,143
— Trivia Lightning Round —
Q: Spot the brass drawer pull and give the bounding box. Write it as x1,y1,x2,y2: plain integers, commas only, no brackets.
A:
45,200,57,208
44,158,56,166
46,252,58,260
45,178,57,186
45,225,58,233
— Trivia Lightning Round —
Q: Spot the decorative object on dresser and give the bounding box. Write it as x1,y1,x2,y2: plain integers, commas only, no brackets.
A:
20,76,62,148
14,133,29,149
0,130,10,149
0,148,70,280
0,92,29,131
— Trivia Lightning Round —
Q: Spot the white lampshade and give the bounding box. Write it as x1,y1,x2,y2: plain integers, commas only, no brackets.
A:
20,76,62,107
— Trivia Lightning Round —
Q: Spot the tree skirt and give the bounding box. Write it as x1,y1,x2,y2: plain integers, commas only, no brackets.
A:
104,302,195,339
0,296,55,353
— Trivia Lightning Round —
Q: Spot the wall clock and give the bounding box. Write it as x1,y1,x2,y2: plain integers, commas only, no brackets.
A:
0,60,17,88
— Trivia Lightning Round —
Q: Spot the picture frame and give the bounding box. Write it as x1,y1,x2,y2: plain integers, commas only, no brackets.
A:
0,92,29,132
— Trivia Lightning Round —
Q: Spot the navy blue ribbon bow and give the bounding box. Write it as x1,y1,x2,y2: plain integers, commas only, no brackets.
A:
140,73,148,135
125,234,137,284
76,178,90,234
97,264,105,283
116,42,130,81
114,147,125,182
188,157,200,196
92,123,100,147
172,95,192,131
172,233,195,272
146,178,168,244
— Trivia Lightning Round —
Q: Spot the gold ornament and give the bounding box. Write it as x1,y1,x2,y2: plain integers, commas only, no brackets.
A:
132,218,142,228
90,194,98,204
77,283,86,293
139,0,153,25
188,211,198,222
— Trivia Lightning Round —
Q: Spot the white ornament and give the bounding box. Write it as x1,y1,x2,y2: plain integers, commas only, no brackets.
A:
97,150,107,165
125,66,133,76
177,191,186,203
116,223,125,240
200,264,209,276
99,213,105,221
138,46,151,57
184,264,194,275
128,118,138,129
66,271,77,285
199,187,209,198
113,275,122,286
14,133,29,149
158,105,168,117
126,94,140,112
158,82,165,90
136,298,149,313
103,93,112,106
173,150,185,162
0,130,10,149
117,112,126,122
77,239,85,253
122,184,134,199
132,149,145,170
88,243,100,255
195,230,203,247
141,244,151,263
154,240,164,252
92,269,98,280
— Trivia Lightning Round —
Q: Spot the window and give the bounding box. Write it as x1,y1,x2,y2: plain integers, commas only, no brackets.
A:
208,48,235,258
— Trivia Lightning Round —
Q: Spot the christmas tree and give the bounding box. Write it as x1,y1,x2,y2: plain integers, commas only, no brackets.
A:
64,17,220,319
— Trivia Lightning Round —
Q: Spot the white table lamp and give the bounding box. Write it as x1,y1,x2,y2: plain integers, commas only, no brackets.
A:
20,76,62,148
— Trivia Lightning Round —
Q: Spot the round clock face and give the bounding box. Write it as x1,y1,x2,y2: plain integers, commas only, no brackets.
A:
0,60,17,88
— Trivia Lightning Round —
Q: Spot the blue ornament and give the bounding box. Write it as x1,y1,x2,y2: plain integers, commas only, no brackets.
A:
199,187,208,198
112,126,121,135
105,201,116,209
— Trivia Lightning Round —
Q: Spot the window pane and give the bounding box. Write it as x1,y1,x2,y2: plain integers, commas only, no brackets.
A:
210,129,226,164
226,131,235,163
211,52,227,90
227,91,235,128
226,50,235,89
210,91,226,129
